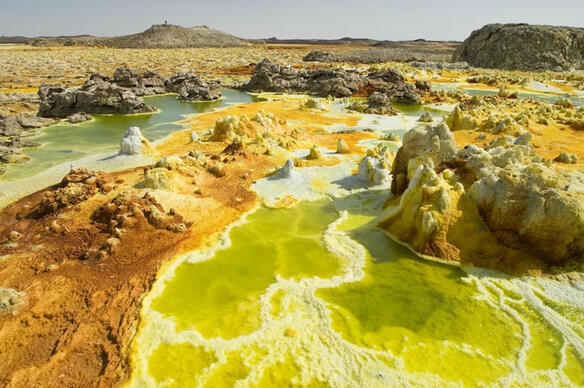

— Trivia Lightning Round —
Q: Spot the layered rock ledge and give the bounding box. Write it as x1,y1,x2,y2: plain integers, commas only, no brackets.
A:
453,23,584,71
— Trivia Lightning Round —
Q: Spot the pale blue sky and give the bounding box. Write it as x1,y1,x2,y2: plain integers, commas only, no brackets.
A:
1,0,583,41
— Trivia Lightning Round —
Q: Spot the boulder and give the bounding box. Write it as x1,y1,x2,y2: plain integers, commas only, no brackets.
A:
113,67,140,88
0,114,22,136
138,70,167,95
66,112,92,123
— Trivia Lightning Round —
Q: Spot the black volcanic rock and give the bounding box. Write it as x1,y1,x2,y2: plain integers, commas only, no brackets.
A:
165,71,222,101
37,67,223,117
38,80,155,118
453,23,584,71
242,59,422,103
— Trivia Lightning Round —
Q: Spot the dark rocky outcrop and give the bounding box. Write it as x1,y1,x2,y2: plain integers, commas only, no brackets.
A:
242,60,309,94
453,23,584,71
302,51,338,62
37,81,155,118
242,59,365,97
38,67,223,118
0,114,57,168
112,68,167,96
0,115,22,137
165,71,222,101
348,92,396,115
242,59,422,102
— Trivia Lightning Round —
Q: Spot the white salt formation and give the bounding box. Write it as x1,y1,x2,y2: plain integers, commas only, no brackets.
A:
119,126,146,155
278,159,296,178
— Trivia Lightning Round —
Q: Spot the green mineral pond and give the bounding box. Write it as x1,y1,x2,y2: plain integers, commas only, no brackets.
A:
129,195,584,387
1,89,255,181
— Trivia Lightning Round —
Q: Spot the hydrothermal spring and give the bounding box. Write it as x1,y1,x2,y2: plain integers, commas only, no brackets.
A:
3,89,582,387
127,193,584,386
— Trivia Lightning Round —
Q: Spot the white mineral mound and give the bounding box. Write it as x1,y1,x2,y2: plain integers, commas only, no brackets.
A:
357,156,391,185
278,159,296,179
120,126,147,155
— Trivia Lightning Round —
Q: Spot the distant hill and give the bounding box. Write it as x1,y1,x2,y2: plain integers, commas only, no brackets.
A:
250,37,379,45
31,24,247,48
0,36,32,44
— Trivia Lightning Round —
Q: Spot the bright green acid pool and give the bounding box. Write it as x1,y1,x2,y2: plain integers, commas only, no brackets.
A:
2,89,254,181
128,194,584,387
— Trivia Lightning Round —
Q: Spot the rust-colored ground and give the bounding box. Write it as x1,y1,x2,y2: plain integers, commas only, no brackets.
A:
0,98,369,387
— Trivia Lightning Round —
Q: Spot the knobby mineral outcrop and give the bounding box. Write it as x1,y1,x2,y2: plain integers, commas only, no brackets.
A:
383,122,584,272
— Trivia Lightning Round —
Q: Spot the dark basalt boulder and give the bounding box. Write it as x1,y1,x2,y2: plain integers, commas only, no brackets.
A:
453,23,584,71
165,71,222,101
368,70,422,105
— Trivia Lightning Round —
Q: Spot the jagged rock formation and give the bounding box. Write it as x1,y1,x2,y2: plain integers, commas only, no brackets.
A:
112,67,167,96
382,123,584,270
0,114,57,169
165,71,221,101
0,114,56,136
31,24,247,48
453,23,584,71
242,59,422,103
242,59,367,97
37,81,155,118
38,67,222,118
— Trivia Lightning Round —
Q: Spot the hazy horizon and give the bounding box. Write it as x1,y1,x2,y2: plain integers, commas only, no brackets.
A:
1,0,584,41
